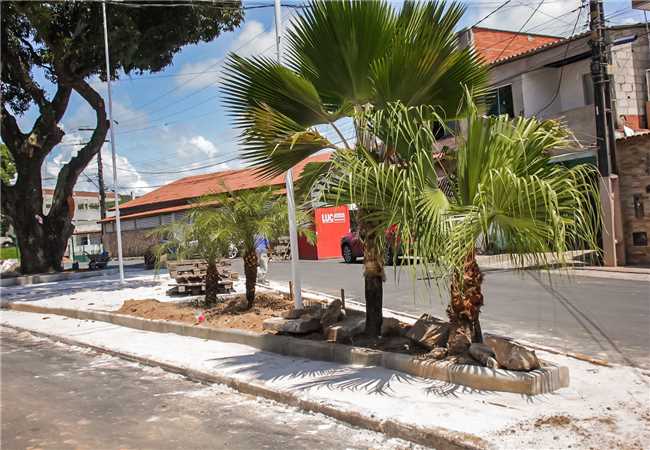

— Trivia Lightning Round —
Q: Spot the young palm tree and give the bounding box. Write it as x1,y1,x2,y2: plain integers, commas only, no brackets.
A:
150,207,229,307
323,98,599,356
221,0,487,336
215,187,313,308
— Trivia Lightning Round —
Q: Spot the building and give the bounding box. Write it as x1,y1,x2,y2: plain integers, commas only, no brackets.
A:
100,153,331,257
464,24,650,148
461,24,650,265
42,189,103,258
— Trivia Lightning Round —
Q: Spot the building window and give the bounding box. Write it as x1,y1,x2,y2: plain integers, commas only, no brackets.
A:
486,85,514,117
632,232,648,246
582,73,594,106
79,236,89,246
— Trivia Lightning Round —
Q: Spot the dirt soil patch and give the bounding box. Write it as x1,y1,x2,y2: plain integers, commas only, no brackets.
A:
117,293,293,333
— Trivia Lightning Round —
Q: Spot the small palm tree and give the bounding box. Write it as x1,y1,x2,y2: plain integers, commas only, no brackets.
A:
150,206,229,307
324,98,599,355
221,0,487,336
215,187,313,308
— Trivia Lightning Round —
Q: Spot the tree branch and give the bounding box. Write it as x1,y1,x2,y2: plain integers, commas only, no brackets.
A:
0,106,26,157
48,80,108,219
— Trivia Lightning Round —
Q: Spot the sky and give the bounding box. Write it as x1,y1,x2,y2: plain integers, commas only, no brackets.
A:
9,0,647,196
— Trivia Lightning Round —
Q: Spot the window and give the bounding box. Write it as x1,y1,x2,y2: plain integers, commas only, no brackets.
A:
79,236,89,246
582,73,594,106
486,85,514,117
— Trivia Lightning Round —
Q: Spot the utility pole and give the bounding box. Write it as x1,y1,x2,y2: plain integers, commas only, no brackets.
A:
274,0,303,309
589,0,624,266
97,151,107,220
102,0,125,282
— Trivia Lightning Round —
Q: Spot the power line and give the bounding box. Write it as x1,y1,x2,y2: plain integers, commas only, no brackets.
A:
493,0,547,62
534,0,586,115
471,0,512,28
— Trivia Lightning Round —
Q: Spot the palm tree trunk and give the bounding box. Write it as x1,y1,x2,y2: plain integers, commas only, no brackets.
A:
361,223,384,337
243,250,258,309
446,252,484,355
205,259,220,308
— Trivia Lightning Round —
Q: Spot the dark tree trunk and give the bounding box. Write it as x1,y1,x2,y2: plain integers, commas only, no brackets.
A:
205,259,221,308
361,221,384,337
446,252,484,355
1,79,107,275
243,250,258,309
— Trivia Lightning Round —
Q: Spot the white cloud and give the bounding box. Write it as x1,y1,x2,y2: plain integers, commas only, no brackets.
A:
188,135,219,158
175,20,276,90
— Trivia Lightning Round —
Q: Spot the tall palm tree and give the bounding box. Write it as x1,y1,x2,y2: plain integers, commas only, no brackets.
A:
215,187,313,308
221,0,487,336
323,98,600,356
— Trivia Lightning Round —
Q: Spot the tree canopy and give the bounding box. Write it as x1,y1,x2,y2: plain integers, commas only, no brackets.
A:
0,1,243,273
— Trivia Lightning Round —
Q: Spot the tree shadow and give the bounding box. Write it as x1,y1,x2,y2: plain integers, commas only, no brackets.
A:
206,352,531,400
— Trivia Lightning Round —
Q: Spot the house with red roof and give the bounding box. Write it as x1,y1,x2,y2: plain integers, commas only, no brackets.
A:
101,152,331,257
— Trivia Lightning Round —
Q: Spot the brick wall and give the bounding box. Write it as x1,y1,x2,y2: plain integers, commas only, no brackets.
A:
616,134,650,265
103,229,159,258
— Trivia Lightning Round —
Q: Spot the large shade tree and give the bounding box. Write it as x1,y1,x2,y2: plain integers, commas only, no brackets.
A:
324,98,600,356
1,1,243,274
221,0,487,336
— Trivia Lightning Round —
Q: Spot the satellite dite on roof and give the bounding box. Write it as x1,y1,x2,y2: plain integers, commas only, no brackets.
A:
632,0,650,11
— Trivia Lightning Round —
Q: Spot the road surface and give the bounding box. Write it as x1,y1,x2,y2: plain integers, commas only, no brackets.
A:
0,328,422,450
249,258,650,369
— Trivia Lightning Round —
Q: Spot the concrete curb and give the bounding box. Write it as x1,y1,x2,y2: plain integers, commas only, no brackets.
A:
5,303,569,395
1,322,492,450
0,268,118,287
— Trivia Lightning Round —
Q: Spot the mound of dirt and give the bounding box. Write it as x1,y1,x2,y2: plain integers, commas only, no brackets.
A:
117,299,197,323
116,293,294,333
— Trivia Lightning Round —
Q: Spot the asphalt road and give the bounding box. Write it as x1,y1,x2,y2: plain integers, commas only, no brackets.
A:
250,258,650,369
0,328,422,450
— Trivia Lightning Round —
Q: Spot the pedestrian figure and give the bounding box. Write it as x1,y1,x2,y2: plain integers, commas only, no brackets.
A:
255,234,270,283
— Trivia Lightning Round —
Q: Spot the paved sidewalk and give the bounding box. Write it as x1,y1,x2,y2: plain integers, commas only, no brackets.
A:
2,309,648,450
1,328,420,450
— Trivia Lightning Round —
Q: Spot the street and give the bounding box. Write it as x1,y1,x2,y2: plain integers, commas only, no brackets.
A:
254,258,650,369
0,328,420,450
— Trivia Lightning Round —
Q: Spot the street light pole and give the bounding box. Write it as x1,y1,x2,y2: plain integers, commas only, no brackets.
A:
102,1,125,283
274,0,303,309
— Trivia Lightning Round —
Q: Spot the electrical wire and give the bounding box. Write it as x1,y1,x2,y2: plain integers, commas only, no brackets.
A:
493,0,547,62
471,0,512,28
534,0,586,115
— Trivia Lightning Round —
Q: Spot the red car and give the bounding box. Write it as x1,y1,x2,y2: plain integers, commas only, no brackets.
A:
340,225,402,265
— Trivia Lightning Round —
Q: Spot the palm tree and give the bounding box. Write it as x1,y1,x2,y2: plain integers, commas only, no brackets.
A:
150,206,229,307
323,98,600,356
215,187,313,308
221,0,487,336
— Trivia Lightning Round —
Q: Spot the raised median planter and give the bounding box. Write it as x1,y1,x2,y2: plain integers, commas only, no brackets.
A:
5,302,569,395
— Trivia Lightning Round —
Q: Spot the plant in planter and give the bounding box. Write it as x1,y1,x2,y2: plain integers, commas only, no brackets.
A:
221,0,487,336
320,96,600,363
212,187,314,309
150,207,229,307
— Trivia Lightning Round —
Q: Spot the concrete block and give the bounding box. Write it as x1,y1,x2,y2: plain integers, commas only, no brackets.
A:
262,317,321,334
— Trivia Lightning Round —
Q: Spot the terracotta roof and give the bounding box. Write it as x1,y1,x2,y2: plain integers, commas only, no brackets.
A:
110,152,332,213
43,188,100,198
99,201,218,223
488,23,648,66
470,27,561,64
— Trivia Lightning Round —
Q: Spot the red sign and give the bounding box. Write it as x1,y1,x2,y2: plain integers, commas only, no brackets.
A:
314,205,350,259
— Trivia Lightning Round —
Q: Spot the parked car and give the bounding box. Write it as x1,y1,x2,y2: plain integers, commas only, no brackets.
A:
340,225,402,265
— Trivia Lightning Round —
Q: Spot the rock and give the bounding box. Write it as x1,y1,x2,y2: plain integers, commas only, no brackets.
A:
324,317,365,343
0,259,19,275
405,314,450,350
320,299,343,328
262,316,321,334
469,343,499,368
484,335,541,371
380,317,401,337
280,304,322,320
379,336,412,352
427,347,448,360
447,325,472,355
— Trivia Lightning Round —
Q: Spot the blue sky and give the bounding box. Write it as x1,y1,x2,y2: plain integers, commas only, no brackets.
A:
10,0,645,195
